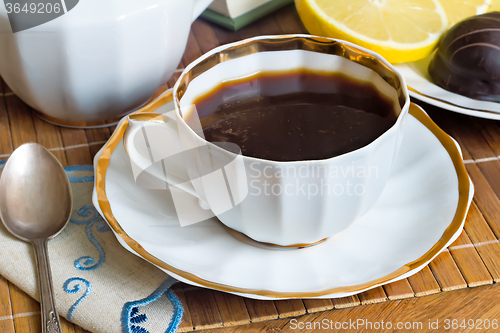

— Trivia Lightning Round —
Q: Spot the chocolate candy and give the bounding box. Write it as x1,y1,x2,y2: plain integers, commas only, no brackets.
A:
428,12,500,102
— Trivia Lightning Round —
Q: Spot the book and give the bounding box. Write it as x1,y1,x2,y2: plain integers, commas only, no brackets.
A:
201,0,294,31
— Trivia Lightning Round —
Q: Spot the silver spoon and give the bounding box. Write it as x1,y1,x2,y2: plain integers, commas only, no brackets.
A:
0,143,72,333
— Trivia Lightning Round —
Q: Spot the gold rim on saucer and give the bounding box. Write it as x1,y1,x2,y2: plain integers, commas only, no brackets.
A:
408,87,500,116
95,89,470,298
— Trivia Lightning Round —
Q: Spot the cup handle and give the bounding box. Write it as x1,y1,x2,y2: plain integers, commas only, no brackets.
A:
123,112,203,201
192,0,214,22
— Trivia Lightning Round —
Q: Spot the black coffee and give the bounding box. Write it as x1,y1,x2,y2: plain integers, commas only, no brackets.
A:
191,70,398,161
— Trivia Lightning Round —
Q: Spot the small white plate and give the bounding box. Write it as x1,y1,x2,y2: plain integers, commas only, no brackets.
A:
92,92,473,300
395,52,500,120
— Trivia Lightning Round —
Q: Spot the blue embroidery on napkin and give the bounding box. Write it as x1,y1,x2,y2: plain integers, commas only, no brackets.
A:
165,288,183,333
66,165,95,182
70,206,111,271
63,278,92,321
130,307,148,324
0,160,5,167
60,166,182,331
121,277,183,333
66,165,94,172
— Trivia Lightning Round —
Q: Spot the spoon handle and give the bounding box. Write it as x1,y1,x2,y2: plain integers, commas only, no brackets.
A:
33,239,62,333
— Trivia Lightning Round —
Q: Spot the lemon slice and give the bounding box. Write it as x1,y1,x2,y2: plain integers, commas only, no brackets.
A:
296,0,450,63
440,0,491,26
490,0,500,11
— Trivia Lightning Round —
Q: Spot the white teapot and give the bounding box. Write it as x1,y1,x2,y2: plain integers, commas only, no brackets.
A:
0,0,213,126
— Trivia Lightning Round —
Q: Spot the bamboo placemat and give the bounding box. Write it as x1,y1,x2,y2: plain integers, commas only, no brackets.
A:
1,4,500,333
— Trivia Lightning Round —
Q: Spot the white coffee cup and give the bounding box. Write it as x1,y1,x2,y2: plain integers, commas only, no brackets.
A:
123,35,410,247
0,0,213,126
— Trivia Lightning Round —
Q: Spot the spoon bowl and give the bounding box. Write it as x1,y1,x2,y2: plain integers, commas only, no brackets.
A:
0,143,72,333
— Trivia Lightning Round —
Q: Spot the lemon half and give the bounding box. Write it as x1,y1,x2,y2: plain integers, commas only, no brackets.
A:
296,0,491,63
441,0,491,25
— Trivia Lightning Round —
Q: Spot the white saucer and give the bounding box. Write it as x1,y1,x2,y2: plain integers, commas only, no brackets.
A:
395,52,500,120
92,91,473,300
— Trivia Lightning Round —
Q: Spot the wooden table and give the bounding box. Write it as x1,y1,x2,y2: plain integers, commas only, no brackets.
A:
1,4,500,333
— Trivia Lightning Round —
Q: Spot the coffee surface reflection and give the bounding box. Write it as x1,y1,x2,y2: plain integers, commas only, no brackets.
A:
192,70,398,161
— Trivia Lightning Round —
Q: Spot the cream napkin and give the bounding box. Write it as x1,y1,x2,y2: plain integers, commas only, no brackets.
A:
0,163,183,333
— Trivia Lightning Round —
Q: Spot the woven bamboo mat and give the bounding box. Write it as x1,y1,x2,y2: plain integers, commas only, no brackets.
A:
1,4,500,333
